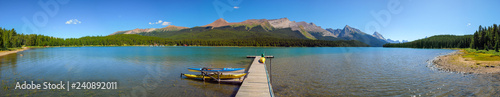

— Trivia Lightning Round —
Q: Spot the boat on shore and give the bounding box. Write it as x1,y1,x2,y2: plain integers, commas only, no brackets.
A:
182,73,246,79
187,68,245,72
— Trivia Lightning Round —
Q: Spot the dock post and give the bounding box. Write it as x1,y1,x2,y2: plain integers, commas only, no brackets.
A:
269,58,272,84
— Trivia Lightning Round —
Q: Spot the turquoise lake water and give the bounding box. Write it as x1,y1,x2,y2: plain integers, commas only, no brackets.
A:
0,47,499,96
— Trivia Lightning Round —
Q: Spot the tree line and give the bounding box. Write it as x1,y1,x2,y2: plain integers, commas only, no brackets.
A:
384,24,500,52
0,27,369,49
0,28,24,49
383,35,472,48
470,24,500,52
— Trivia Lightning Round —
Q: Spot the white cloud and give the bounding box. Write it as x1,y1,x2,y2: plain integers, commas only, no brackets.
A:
162,22,171,26
467,23,471,26
149,20,171,26
234,6,239,9
65,19,81,24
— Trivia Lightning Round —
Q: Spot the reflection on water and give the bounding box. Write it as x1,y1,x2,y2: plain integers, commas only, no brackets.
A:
0,47,254,96
271,48,500,96
0,47,498,96
0,53,18,81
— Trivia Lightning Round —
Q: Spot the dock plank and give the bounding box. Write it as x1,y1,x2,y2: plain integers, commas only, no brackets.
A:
236,56,274,97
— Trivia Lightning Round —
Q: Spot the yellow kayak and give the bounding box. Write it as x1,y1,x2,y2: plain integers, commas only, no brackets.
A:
259,57,266,63
183,73,246,79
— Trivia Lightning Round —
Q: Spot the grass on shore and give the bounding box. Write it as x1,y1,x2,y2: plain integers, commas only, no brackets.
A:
462,48,500,61
0,47,25,51
446,53,477,68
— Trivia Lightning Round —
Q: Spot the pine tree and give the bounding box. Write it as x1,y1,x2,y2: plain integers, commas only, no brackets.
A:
496,29,499,52
479,25,483,33
0,27,3,49
480,26,486,50
470,38,475,49
495,39,499,52
486,28,490,50
473,31,479,49
496,26,500,48
3,28,9,48
495,24,500,52
485,44,489,51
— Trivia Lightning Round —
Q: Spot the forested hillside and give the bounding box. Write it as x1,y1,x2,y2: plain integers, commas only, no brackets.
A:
138,25,309,40
112,18,390,47
383,35,472,48
0,27,369,49
384,24,499,51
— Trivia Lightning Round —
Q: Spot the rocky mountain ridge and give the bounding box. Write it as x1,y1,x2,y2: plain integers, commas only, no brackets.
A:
109,25,188,35
109,18,398,46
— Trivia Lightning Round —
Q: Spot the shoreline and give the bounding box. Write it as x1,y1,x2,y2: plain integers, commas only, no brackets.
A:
0,47,29,57
433,50,500,74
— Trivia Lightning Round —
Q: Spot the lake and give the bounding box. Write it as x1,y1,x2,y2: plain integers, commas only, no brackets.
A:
0,47,499,96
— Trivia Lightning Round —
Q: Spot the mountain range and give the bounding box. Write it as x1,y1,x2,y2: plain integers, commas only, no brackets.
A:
110,25,188,35
109,18,399,46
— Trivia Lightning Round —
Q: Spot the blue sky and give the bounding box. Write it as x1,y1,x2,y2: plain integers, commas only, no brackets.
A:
1,0,499,41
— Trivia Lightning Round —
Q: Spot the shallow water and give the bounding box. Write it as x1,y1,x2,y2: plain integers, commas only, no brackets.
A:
0,47,498,96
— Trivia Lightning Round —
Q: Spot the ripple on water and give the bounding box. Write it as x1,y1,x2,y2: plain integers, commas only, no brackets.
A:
271,48,500,96
1,47,499,96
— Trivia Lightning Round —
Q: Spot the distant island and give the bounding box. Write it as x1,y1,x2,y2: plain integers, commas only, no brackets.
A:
384,24,500,73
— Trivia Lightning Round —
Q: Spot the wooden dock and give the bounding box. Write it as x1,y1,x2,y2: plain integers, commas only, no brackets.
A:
236,56,274,97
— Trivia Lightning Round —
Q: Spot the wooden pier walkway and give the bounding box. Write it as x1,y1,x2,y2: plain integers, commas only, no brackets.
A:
236,56,274,97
